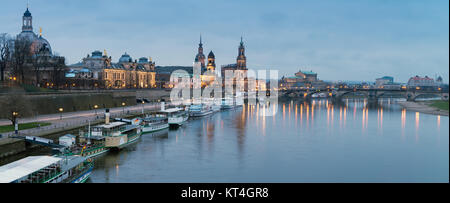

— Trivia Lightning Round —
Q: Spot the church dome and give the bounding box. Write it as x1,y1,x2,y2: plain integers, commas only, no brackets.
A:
17,31,37,41
91,50,103,58
16,31,53,55
31,36,52,55
138,57,148,63
208,51,215,58
119,52,132,63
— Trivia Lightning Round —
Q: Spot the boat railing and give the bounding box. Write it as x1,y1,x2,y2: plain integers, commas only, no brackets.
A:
24,166,62,183
65,144,105,156
120,125,140,133
62,161,93,183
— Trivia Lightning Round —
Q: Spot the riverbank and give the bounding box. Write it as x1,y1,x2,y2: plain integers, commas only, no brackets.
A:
398,101,449,116
0,103,163,158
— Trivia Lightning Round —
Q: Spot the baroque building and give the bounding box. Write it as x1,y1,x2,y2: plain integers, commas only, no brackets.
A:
68,51,156,89
5,6,66,87
279,70,328,90
16,7,52,55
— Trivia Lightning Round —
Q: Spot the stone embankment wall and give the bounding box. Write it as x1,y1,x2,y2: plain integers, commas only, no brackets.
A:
0,89,171,116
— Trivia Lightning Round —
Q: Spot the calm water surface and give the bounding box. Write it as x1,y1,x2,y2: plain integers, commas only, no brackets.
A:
89,99,448,183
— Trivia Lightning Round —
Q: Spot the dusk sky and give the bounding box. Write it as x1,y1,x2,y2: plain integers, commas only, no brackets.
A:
0,0,448,82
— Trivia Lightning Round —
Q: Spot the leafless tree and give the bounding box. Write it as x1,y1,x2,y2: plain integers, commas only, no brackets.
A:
12,37,33,84
0,94,33,127
51,57,67,89
0,33,12,81
31,49,51,86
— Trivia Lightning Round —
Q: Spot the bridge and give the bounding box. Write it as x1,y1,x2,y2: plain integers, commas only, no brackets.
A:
280,87,449,101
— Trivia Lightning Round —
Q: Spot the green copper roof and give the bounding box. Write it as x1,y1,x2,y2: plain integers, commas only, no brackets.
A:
301,71,317,75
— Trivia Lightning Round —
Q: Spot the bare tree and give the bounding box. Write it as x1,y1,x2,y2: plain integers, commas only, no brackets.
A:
51,57,67,89
12,37,33,84
0,33,12,81
0,94,33,127
31,49,51,86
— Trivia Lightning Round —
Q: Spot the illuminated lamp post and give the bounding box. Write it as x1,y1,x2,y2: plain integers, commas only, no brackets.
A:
59,108,64,120
94,105,99,116
122,102,126,114
12,112,19,135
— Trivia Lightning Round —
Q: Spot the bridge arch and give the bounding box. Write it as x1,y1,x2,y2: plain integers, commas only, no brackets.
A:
336,90,369,99
411,93,446,101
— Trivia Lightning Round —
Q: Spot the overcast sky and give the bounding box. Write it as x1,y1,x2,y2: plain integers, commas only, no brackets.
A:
0,0,448,82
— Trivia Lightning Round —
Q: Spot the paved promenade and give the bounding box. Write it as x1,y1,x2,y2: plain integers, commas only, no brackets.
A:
0,103,161,141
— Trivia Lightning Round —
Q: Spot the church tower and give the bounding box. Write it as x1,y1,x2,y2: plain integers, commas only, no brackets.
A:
22,6,33,32
207,51,216,71
237,37,247,70
195,35,206,68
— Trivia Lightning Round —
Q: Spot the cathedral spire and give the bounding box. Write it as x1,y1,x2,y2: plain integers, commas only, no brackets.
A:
195,35,206,68
237,37,246,70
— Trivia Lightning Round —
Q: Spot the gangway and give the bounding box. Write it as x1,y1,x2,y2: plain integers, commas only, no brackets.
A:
10,135,65,149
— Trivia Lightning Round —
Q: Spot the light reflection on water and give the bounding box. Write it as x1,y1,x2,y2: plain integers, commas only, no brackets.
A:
89,99,449,183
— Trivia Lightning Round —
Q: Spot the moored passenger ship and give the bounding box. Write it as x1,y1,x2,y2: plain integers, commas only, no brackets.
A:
103,121,142,150
160,107,189,127
189,104,213,117
141,115,169,133
0,155,93,183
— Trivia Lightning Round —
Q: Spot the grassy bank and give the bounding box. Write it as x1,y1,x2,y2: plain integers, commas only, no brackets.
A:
430,100,449,111
0,122,52,133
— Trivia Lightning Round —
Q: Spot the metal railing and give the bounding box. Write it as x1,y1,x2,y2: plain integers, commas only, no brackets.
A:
0,104,161,140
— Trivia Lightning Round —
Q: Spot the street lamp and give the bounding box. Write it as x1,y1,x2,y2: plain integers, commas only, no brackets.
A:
94,105,99,116
58,108,64,120
12,112,19,135
141,101,145,115
122,102,126,114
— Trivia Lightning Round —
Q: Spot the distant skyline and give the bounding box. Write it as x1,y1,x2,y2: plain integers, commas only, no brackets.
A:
0,0,448,82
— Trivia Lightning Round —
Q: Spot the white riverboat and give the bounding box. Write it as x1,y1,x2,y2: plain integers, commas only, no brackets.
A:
189,104,213,117
211,104,221,112
0,155,93,183
221,98,234,110
102,121,142,150
141,114,169,133
160,107,189,127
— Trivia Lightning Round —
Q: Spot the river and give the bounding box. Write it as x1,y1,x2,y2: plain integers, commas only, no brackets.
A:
86,99,448,183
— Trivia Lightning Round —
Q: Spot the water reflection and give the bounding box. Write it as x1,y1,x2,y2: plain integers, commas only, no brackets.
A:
84,98,448,183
